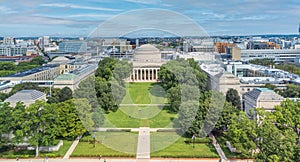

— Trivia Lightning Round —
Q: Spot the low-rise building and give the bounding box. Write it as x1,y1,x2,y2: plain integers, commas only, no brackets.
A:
4,90,46,107
243,88,284,117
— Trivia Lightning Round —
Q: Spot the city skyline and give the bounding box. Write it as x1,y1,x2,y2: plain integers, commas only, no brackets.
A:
0,0,300,37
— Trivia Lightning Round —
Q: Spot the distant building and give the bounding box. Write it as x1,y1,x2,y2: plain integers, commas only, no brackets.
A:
3,37,16,45
239,48,300,62
59,41,87,53
215,42,236,53
0,64,61,82
130,44,163,82
243,88,284,117
53,64,98,91
4,90,46,107
0,45,28,56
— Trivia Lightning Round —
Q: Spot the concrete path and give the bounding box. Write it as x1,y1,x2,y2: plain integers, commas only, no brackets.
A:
63,136,81,159
209,134,227,160
136,127,151,162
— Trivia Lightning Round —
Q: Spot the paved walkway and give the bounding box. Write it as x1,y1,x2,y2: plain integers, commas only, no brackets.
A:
136,127,151,162
209,134,227,160
63,136,81,159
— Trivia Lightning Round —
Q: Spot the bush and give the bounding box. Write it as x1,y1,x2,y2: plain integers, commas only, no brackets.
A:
106,129,131,132
156,129,178,132
184,138,212,144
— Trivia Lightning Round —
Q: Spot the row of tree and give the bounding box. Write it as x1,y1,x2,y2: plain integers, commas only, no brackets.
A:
0,56,45,77
85,57,133,112
0,99,91,157
227,99,300,161
157,58,243,137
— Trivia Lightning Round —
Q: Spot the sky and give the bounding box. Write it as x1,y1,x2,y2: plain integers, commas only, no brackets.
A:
0,0,300,37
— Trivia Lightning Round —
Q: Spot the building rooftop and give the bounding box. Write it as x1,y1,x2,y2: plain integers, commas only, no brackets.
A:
2,64,59,78
244,88,284,101
4,90,46,103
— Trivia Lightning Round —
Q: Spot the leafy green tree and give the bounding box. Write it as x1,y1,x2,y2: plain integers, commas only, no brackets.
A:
227,112,257,157
215,102,239,132
280,84,300,98
22,100,57,157
112,60,133,86
74,76,98,109
9,83,41,96
177,101,199,136
226,88,241,109
0,102,12,148
274,99,300,145
58,87,73,102
31,56,45,65
55,100,87,139
166,86,181,112
0,62,16,70
95,57,118,81
74,99,94,132
0,92,8,101
11,102,27,145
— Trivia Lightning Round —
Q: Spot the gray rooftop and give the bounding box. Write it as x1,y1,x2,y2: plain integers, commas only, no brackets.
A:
5,90,46,103
244,88,284,101
3,64,59,78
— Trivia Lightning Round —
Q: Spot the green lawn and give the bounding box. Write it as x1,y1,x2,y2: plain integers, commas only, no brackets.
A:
103,107,177,128
0,140,73,158
72,132,137,157
101,82,176,128
121,82,167,104
151,132,219,158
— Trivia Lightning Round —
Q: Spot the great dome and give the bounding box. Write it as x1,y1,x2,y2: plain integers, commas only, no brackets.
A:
134,44,161,62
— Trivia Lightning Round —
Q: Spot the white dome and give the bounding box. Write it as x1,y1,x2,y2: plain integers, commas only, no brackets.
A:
134,44,161,62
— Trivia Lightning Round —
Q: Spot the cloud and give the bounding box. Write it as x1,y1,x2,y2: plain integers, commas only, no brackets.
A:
67,14,115,19
124,0,160,5
40,3,122,12
0,6,17,14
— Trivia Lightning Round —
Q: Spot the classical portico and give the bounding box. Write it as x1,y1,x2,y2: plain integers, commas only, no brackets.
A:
129,44,164,82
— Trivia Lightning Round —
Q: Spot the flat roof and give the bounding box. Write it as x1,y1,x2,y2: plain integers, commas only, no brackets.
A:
3,64,59,78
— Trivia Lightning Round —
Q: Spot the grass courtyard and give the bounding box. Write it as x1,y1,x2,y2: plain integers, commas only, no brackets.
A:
121,82,167,104
150,132,219,158
102,82,177,128
72,132,137,157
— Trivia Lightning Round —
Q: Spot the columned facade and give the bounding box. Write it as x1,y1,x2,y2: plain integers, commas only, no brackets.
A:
131,67,160,82
127,44,164,82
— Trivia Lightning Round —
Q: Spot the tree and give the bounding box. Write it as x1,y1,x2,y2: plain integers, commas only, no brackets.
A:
22,100,57,157
95,57,118,81
0,102,12,148
58,87,73,102
11,102,27,145
31,56,45,65
55,100,87,139
215,102,239,132
177,101,199,136
226,88,241,109
227,112,257,157
274,99,300,146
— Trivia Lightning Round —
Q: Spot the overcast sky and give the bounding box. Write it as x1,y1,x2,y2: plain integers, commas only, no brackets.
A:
1,0,300,37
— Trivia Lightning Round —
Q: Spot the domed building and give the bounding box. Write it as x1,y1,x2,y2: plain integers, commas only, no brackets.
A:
130,44,164,82
134,44,161,62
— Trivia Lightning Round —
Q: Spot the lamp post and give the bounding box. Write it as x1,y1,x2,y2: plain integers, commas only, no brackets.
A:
192,134,196,148
93,135,96,148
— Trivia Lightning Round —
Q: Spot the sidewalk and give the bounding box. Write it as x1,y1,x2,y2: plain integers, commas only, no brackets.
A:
63,136,81,159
